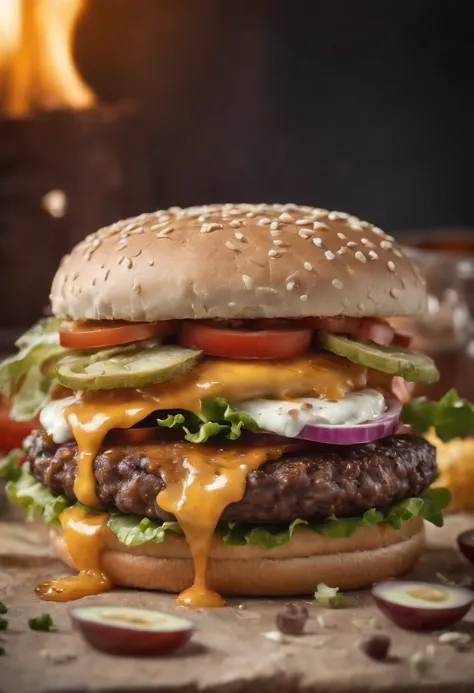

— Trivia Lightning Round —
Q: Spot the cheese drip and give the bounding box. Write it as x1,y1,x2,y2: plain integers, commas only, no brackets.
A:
47,354,366,607
37,443,299,607
65,354,366,507
36,506,112,601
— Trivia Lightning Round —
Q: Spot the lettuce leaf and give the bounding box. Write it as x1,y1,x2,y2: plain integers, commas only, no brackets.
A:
402,389,474,442
157,397,259,443
0,449,24,482
0,319,65,421
5,463,72,525
6,465,451,547
107,514,182,546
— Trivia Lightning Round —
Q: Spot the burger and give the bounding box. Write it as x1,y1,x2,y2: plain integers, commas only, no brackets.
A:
1,203,451,608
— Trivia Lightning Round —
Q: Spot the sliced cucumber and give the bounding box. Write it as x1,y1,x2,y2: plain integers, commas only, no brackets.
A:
319,332,439,384
57,344,202,390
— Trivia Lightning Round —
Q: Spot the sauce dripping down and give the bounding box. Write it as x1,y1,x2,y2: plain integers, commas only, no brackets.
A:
36,505,112,601
39,354,366,606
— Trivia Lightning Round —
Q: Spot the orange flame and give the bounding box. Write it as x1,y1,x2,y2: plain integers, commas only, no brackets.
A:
0,0,94,117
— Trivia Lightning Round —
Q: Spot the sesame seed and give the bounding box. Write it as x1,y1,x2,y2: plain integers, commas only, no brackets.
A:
300,294,308,301
332,278,343,289
386,235,395,242
229,220,241,229
337,232,347,240
157,226,174,237
387,260,395,272
228,302,236,308
328,211,349,221
324,250,335,260
393,248,402,258
390,287,400,298
337,247,348,255
200,224,211,233
295,219,312,226
347,241,357,248
148,260,155,266
234,232,244,240
225,241,240,251
312,237,323,248
304,262,312,271
286,281,295,291
380,240,393,250
104,270,110,281
312,209,329,219
313,221,329,231
246,211,256,218
360,238,370,245
355,251,366,263
270,221,280,230
371,227,385,237
258,217,272,225
92,278,96,286
357,302,365,311
117,241,128,250
242,274,253,290
270,229,281,237
268,249,279,257
133,283,141,294
198,214,209,223
368,250,379,260
279,212,294,222
117,256,125,265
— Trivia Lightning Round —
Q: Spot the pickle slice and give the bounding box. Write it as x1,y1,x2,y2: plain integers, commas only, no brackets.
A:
320,333,439,384
57,344,202,390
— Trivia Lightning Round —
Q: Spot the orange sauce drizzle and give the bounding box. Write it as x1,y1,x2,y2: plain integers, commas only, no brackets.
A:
39,354,366,607
36,505,112,601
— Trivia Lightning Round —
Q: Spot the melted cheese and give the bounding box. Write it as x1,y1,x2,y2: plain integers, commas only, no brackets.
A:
36,506,112,601
39,354,367,607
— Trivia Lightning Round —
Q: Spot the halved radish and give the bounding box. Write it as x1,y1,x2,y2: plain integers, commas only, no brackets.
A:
372,580,474,630
457,530,474,564
70,606,195,656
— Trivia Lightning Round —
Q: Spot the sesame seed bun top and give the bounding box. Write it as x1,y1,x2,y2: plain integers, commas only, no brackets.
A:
50,203,426,321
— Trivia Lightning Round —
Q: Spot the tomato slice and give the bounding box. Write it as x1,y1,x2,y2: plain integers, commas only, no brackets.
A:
392,331,412,349
59,320,177,349
0,396,38,451
179,321,312,358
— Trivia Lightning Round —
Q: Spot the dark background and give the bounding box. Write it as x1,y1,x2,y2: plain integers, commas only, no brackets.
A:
2,0,474,329
77,0,474,233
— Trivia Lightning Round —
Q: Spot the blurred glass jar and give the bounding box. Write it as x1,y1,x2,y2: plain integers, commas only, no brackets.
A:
391,230,474,400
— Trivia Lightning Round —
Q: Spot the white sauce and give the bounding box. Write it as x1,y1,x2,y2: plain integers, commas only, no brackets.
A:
39,389,386,444
39,397,76,443
235,389,386,438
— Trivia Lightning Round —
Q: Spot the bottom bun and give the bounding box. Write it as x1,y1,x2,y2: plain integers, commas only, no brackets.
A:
51,517,424,595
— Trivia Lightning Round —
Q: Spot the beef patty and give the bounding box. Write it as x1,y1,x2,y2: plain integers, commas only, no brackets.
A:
27,431,436,524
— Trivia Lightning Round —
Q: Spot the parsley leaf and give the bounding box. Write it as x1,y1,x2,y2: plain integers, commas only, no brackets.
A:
29,614,54,631
402,389,474,442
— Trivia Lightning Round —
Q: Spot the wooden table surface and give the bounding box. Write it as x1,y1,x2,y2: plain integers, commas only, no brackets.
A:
1,516,473,693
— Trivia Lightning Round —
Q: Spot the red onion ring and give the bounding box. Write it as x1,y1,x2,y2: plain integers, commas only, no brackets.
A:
246,398,402,446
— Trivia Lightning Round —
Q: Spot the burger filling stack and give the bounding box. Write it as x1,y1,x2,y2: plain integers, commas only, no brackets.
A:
0,204,452,607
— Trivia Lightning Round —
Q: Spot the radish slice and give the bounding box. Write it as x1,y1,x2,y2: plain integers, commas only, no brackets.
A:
70,606,195,656
373,581,474,630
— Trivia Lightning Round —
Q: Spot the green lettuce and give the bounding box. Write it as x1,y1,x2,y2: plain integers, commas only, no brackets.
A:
107,514,182,546
5,464,71,525
6,466,451,548
157,397,259,443
0,449,24,482
402,389,474,442
0,318,65,421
